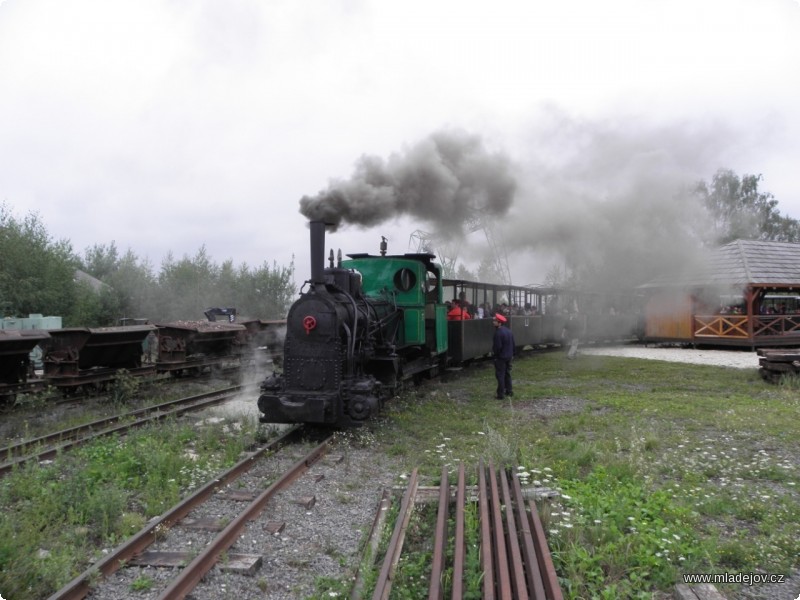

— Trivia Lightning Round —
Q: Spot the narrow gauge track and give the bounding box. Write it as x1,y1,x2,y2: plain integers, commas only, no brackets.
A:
0,385,248,477
48,425,330,600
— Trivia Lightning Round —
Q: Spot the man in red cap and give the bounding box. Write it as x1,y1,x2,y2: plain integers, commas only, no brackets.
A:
492,313,515,399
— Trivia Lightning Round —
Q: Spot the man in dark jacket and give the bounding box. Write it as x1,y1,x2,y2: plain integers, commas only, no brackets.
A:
492,313,515,399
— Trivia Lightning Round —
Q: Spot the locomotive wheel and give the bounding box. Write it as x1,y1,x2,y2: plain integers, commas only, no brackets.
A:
349,398,371,420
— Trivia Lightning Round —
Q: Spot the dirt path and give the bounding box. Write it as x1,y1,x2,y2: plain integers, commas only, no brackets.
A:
580,345,761,369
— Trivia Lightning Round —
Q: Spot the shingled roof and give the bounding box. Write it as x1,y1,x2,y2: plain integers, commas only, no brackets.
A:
642,240,800,288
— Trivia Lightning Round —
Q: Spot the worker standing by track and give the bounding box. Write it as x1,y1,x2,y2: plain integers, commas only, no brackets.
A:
492,313,515,399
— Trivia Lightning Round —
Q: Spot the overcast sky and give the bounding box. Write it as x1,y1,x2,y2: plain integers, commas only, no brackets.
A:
2,0,799,286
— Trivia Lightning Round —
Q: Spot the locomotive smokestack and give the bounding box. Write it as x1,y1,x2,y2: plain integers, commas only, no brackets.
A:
310,220,327,284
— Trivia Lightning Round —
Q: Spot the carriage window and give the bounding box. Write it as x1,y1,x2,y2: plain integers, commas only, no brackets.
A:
393,268,417,292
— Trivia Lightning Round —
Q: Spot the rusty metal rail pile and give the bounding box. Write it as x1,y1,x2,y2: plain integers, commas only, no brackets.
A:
368,460,563,600
757,347,800,382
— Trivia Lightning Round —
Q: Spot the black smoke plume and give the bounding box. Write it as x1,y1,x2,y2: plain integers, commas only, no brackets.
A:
299,129,516,234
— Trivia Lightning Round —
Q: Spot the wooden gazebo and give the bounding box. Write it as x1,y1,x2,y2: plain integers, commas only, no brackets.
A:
640,239,800,348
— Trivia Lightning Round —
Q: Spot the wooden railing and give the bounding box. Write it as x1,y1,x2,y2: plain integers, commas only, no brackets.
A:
694,314,800,340
694,315,749,338
752,315,800,337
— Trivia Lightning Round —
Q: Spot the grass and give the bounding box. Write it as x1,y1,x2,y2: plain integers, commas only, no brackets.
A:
365,350,800,598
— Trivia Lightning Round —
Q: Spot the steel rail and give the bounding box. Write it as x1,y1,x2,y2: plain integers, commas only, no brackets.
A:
47,425,304,600
0,387,245,477
1,385,243,459
488,461,513,599
451,462,466,600
156,434,332,599
499,467,529,600
428,464,450,600
527,498,564,600
478,458,495,600
351,488,393,600
372,467,419,600
511,471,546,599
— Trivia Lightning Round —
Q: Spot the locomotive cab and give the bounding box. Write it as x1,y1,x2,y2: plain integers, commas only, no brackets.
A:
341,254,447,359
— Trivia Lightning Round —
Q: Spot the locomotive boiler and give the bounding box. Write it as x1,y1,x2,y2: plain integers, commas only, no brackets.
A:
258,221,448,427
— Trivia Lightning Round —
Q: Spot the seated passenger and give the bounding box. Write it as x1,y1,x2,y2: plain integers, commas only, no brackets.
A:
447,300,472,320
457,291,474,317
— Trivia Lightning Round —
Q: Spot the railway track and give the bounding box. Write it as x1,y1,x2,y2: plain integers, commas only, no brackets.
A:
0,385,249,477
48,425,331,600
33,421,563,599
